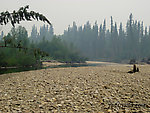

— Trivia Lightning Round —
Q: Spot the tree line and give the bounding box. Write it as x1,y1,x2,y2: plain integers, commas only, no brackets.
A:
1,13,150,68
61,14,150,62
0,25,86,68
29,24,87,62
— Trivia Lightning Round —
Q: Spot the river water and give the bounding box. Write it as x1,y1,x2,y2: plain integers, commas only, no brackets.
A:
0,62,105,75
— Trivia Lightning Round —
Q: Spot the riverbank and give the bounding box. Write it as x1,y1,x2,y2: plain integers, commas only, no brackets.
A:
0,64,150,112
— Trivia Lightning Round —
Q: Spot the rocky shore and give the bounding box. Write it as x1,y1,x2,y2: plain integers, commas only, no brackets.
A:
0,64,150,112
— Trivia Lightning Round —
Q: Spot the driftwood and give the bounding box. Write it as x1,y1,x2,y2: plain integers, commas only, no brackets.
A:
128,64,139,74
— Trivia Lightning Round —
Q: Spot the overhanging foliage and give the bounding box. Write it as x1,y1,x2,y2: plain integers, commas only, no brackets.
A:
0,5,51,27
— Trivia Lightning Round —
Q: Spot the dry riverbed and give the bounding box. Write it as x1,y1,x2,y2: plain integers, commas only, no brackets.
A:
0,64,150,112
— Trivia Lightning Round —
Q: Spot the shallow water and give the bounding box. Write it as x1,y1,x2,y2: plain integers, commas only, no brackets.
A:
0,63,103,75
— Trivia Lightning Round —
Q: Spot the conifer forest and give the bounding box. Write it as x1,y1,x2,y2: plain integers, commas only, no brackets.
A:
1,14,150,68
30,14,150,62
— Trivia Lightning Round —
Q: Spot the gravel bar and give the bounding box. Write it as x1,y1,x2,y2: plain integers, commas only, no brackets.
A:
0,65,150,112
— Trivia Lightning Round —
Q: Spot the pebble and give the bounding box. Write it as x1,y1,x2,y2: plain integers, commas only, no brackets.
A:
0,65,149,112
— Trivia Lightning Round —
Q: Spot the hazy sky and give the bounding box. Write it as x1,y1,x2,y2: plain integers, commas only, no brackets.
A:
0,0,150,35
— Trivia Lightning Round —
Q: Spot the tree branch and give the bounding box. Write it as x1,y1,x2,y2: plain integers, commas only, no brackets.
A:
0,5,51,27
